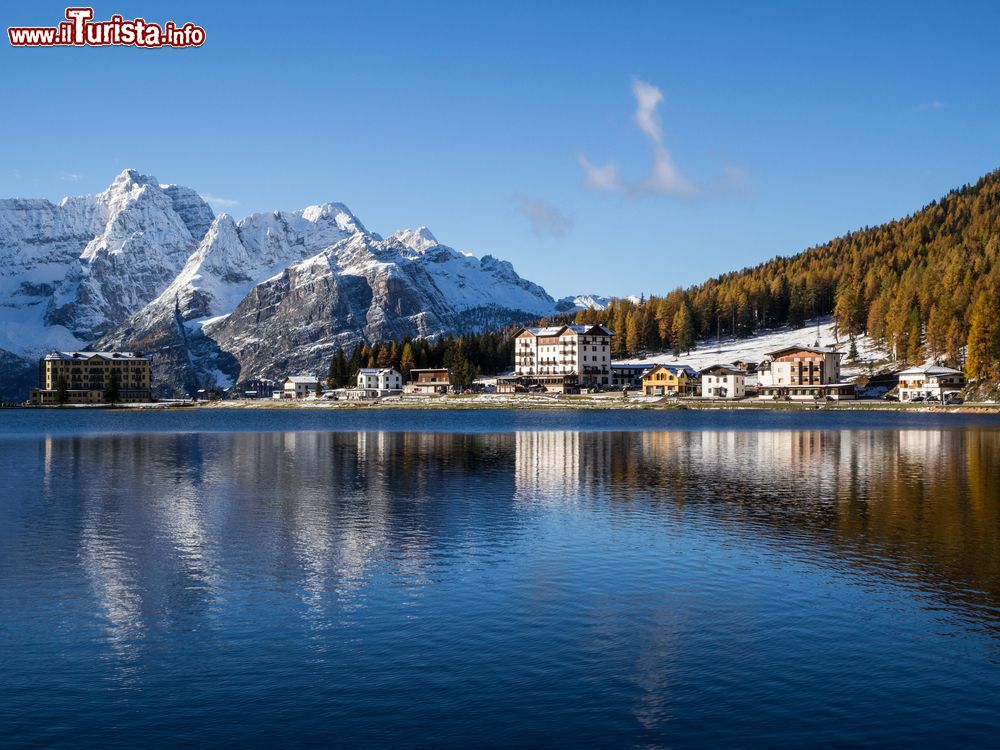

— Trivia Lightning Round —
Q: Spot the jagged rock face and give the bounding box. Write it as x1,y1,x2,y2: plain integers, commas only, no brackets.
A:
2,170,572,398
0,169,213,352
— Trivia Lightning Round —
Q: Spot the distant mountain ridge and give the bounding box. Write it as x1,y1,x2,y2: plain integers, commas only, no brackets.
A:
0,170,604,398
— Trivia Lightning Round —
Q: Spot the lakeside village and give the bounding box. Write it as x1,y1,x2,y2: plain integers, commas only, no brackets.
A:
26,323,972,408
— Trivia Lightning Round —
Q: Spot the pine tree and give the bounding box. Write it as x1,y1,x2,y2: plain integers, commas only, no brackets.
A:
672,304,695,354
56,376,67,406
400,342,415,379
965,292,1000,380
105,371,120,405
327,346,345,388
625,312,639,355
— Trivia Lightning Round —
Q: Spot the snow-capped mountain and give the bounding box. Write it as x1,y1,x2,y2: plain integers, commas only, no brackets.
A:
0,168,588,396
96,197,561,392
0,170,214,398
0,169,619,397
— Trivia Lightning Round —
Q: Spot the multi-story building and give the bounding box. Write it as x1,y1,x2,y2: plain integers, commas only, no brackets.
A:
30,351,153,405
241,379,276,399
758,345,855,400
700,364,747,399
642,364,700,396
610,363,652,390
897,365,964,401
513,324,614,391
354,367,402,396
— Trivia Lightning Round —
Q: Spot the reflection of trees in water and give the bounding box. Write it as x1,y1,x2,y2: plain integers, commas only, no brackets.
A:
514,428,1000,620
24,426,1000,663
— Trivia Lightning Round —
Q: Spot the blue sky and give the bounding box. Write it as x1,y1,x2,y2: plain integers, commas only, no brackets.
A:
3,1,1000,297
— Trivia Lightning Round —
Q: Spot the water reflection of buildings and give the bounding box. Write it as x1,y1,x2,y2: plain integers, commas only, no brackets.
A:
512,427,1000,618
21,425,1000,669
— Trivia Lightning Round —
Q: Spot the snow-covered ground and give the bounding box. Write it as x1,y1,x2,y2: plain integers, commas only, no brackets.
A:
616,316,892,379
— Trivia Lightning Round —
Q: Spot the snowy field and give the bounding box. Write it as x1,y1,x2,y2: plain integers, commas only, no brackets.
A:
615,316,891,378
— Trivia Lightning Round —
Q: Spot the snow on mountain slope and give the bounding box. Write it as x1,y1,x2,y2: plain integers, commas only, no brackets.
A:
0,169,213,360
96,197,558,393
2,169,595,397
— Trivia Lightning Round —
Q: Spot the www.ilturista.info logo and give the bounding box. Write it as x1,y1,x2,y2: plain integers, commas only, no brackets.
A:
8,7,205,48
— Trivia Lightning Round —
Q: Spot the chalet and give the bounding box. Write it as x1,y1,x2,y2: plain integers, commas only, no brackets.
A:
282,376,319,399
512,323,614,392
757,345,855,400
30,351,153,405
642,364,700,397
897,365,964,401
405,368,451,394
700,364,747,399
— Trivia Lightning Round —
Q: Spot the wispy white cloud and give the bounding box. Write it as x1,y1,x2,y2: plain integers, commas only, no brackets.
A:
515,196,574,238
200,193,240,210
576,154,622,191
578,78,746,200
59,171,82,182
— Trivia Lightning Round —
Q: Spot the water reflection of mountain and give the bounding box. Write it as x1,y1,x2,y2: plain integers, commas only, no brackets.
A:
4,426,998,655
13,432,522,650
515,428,1000,620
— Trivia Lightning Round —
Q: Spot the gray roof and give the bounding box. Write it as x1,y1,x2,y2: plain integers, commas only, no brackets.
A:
522,324,615,337
45,351,149,361
766,344,840,357
897,364,963,377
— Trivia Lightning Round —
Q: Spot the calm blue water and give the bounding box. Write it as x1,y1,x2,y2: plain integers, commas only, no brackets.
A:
2,410,1000,747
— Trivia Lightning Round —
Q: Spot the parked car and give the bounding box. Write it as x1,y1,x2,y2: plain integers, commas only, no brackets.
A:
926,394,940,402
945,395,964,405
884,394,899,402
910,396,926,403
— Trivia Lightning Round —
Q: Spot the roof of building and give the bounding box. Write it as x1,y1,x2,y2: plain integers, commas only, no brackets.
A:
610,363,654,371
408,368,449,373
517,324,615,338
358,367,400,376
700,364,746,375
765,344,841,358
645,363,700,378
45,351,150,361
283,375,317,384
896,364,964,377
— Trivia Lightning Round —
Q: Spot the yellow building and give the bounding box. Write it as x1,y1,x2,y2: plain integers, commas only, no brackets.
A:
642,364,700,396
30,351,153,405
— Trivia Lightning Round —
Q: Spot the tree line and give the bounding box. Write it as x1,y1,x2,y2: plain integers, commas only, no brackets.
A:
572,169,1000,381
326,330,516,389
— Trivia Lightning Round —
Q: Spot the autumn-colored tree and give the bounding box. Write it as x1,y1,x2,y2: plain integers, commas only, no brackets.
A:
400,342,415,378
965,292,1000,380
672,304,695,354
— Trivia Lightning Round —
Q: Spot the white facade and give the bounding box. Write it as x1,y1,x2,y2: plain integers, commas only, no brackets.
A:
514,324,614,386
897,365,964,401
282,376,318,398
700,365,747,399
356,368,402,392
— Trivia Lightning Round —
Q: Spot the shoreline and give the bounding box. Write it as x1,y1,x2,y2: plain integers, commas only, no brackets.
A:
16,395,1000,414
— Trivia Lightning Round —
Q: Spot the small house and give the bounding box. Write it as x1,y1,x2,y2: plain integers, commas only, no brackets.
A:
642,364,700,397
700,364,747,399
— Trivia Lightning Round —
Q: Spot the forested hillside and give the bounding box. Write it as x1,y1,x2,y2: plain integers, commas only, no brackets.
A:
575,169,1000,380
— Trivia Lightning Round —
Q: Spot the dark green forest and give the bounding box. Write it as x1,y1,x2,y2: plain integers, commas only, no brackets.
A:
327,330,515,388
